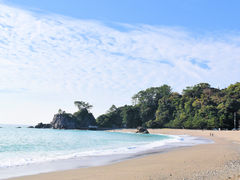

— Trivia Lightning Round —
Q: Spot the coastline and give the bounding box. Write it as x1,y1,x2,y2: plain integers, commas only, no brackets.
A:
9,129,240,180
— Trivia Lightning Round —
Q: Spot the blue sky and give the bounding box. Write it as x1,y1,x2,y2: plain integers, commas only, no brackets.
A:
0,1,240,125
4,0,240,31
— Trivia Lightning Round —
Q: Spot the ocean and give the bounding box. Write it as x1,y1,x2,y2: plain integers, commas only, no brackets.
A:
0,125,212,179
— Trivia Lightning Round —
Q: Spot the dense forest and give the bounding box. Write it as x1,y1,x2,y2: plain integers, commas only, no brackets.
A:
96,82,240,130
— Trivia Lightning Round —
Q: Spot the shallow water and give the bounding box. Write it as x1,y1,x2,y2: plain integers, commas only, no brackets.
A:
0,125,212,179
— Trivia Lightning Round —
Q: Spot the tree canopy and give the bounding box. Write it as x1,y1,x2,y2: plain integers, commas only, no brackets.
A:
96,82,240,130
74,101,93,111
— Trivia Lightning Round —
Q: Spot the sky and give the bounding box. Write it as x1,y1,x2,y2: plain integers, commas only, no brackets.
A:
0,0,240,125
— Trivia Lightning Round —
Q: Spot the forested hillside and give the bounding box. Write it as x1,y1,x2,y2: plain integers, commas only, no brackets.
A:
96,82,240,129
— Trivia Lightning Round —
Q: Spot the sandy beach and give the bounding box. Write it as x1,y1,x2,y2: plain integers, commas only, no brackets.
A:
10,129,240,180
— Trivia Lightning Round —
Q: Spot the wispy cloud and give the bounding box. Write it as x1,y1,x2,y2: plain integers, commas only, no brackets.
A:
0,3,240,122
0,88,27,94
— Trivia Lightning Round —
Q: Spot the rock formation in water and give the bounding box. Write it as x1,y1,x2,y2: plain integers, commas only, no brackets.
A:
34,101,97,130
136,126,149,134
51,113,78,129
35,123,52,128
50,109,96,129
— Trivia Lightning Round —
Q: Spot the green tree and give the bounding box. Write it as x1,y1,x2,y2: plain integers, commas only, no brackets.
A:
96,105,123,128
73,108,96,127
121,106,141,128
155,97,173,127
74,101,93,111
132,85,172,125
182,83,211,98
96,114,111,128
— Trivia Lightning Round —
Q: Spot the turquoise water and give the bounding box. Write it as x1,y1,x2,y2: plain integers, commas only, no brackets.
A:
0,125,213,179
0,125,175,168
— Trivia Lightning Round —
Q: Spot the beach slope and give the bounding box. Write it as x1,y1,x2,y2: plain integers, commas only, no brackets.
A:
10,129,240,180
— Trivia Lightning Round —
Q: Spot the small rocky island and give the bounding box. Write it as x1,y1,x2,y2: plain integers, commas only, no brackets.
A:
35,101,97,130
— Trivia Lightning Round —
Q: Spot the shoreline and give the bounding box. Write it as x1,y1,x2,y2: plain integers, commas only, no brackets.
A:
1,130,210,179
8,129,240,180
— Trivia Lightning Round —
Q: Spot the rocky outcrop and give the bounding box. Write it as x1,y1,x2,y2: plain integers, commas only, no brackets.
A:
34,108,97,130
51,109,96,129
136,126,149,134
35,122,52,128
51,113,78,129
